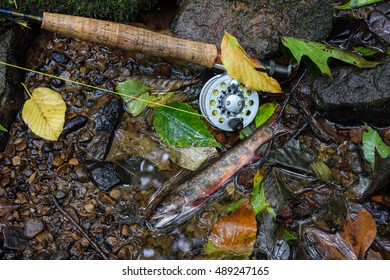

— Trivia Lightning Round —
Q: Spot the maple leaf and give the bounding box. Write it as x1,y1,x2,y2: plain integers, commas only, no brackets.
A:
21,85,66,141
306,210,378,259
281,37,379,77
221,32,282,93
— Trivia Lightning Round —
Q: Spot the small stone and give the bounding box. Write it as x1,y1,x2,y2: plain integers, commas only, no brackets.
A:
51,51,70,64
15,140,27,151
2,226,29,250
52,141,64,151
35,249,52,260
63,115,88,134
109,189,122,200
90,162,122,192
69,157,79,165
1,175,11,187
98,192,116,206
84,203,95,214
12,156,21,166
55,190,66,200
38,163,47,171
74,164,90,183
51,250,70,260
39,206,51,216
1,166,11,174
56,163,72,174
51,157,64,167
121,224,130,238
106,236,118,247
36,231,54,244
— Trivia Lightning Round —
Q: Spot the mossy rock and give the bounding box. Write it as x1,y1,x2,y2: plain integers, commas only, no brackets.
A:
0,0,159,22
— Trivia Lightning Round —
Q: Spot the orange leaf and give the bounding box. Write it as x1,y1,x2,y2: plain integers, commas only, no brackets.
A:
306,210,378,259
207,199,257,256
221,32,282,93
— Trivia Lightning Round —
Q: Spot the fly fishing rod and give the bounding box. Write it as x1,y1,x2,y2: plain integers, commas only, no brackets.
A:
0,8,291,131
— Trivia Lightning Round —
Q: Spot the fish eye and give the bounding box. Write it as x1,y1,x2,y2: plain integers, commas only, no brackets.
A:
155,204,165,213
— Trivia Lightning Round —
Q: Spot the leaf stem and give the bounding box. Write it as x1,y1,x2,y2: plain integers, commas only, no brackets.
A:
21,83,33,98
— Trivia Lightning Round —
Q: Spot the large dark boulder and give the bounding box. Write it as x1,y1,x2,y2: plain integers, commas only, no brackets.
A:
172,0,334,57
311,58,390,127
0,27,34,151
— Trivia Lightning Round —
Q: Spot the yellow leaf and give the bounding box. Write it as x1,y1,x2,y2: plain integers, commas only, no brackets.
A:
221,32,282,93
21,86,66,141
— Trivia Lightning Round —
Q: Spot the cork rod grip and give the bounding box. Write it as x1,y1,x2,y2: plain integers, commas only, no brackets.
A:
41,12,218,68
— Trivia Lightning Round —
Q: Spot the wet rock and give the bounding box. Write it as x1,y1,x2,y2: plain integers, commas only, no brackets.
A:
89,162,122,192
346,156,390,201
98,192,116,206
51,157,64,167
74,164,90,183
366,3,390,44
35,249,52,260
172,0,333,57
2,226,29,251
51,51,70,64
84,95,123,160
24,218,45,239
0,27,34,151
51,250,70,260
62,115,88,135
312,58,390,126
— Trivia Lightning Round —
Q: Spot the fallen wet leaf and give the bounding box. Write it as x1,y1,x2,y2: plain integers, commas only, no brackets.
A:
336,0,384,9
21,85,66,141
251,167,275,217
306,210,378,259
205,199,257,257
362,123,390,170
0,123,7,132
281,37,379,77
153,102,220,148
221,32,282,93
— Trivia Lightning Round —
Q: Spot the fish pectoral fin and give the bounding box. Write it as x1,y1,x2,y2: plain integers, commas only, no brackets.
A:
189,196,208,207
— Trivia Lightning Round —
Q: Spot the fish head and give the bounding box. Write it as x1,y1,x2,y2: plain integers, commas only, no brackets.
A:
147,194,187,230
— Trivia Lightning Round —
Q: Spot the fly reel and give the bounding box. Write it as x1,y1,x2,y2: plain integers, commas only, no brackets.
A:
199,74,259,132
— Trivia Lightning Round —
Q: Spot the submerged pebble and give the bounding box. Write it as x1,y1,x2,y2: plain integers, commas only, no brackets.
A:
24,218,45,239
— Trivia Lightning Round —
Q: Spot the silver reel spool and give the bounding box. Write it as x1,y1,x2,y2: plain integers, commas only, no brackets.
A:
199,74,259,132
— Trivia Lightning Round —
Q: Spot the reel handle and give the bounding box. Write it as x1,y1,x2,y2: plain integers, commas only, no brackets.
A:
41,12,218,68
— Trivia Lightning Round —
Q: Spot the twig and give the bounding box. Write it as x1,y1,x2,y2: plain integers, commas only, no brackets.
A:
50,194,110,260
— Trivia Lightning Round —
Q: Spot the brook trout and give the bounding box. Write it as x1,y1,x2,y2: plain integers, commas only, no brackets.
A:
146,115,290,231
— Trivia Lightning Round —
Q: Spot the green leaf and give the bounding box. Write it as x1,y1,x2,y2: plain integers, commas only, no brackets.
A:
223,199,244,216
251,169,275,217
337,0,384,10
281,37,380,77
362,124,390,170
354,47,380,57
116,79,150,116
255,103,276,128
0,124,7,132
280,228,297,241
153,102,220,148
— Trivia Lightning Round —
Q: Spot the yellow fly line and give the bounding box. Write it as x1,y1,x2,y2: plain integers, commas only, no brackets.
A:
0,61,205,118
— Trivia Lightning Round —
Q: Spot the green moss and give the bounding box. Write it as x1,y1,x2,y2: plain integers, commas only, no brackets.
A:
0,0,159,22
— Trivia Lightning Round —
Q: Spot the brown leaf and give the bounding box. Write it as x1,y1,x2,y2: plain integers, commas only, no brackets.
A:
206,199,257,256
306,210,377,259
